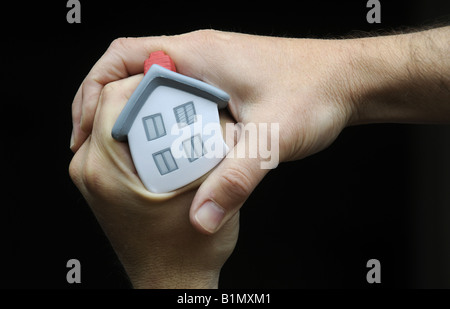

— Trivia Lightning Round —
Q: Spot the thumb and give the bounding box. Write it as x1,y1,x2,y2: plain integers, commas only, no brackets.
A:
190,140,269,234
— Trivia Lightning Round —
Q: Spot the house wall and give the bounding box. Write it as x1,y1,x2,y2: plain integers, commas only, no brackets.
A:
128,85,227,193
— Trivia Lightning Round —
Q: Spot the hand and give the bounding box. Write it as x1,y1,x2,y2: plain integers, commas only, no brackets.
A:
69,74,239,288
71,28,450,235
71,31,352,235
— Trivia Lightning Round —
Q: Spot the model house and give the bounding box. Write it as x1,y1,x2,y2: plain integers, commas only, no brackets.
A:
112,53,230,193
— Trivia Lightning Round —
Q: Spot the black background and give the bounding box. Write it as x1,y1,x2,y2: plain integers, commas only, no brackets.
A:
3,0,450,289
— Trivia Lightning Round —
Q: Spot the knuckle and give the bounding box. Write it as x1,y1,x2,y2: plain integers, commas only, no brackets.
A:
80,80,99,116
101,81,115,96
187,29,219,46
108,37,129,52
100,81,120,102
81,78,99,101
68,155,82,187
81,155,104,194
192,29,218,37
68,140,115,199
219,165,254,202
68,148,104,195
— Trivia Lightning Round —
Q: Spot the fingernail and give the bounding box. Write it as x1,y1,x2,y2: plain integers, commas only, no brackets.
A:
195,201,225,233
70,130,75,151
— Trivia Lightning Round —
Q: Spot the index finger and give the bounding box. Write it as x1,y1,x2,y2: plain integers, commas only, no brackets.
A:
70,36,165,152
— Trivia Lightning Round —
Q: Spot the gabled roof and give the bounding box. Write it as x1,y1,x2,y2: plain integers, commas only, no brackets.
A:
112,65,229,141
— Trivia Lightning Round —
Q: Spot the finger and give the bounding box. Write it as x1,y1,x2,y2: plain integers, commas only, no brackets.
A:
70,84,90,152
189,139,269,235
85,74,146,194
71,30,234,153
91,73,181,201
79,39,148,133
71,36,165,152
92,74,144,143
68,134,91,192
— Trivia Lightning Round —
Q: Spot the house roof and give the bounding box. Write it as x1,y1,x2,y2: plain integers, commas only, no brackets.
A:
112,64,230,141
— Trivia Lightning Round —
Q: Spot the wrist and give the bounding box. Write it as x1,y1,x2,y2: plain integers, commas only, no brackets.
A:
113,242,223,289
129,265,221,289
92,200,225,289
342,28,450,125
341,35,411,125
106,223,225,289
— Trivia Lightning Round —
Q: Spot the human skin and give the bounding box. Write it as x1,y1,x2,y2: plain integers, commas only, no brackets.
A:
69,74,239,288
71,27,449,234
70,28,449,287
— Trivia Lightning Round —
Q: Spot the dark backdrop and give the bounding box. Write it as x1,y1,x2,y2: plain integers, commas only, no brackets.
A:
4,0,449,289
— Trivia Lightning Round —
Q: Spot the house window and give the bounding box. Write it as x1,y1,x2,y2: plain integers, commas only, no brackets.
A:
174,101,196,127
153,148,178,175
182,134,206,162
142,113,166,141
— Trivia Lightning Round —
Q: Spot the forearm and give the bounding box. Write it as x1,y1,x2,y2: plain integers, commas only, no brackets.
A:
343,26,450,125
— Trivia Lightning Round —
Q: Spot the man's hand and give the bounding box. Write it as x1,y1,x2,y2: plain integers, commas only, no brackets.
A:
71,28,450,235
71,31,353,235
69,74,239,288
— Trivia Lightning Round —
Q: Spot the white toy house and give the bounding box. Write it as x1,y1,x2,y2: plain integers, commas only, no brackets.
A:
112,52,230,193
